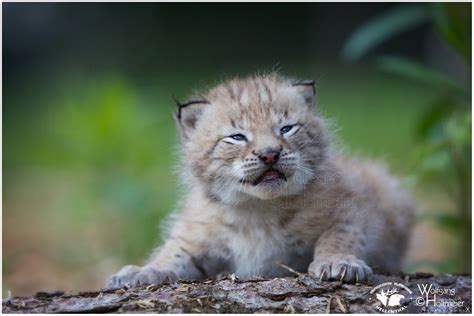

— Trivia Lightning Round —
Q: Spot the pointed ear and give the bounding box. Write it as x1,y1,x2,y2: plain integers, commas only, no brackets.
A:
175,99,210,136
291,80,316,107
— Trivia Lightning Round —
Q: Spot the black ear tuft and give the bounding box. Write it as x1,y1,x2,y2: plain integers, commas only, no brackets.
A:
172,95,183,117
291,80,316,107
291,80,315,94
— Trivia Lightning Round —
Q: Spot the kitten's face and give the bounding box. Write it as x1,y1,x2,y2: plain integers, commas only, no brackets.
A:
177,75,328,205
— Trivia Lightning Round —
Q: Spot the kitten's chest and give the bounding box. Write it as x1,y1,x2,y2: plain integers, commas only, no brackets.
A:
225,216,312,277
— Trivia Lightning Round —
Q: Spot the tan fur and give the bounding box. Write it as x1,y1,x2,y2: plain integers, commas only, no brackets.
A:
107,73,414,287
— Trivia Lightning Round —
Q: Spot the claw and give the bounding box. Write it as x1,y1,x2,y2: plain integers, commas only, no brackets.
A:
340,267,347,281
319,269,327,281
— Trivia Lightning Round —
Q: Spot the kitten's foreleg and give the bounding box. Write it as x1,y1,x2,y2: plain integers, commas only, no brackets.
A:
107,236,217,287
308,220,373,283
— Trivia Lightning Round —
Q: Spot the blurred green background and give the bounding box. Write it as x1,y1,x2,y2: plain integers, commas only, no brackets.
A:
3,3,471,295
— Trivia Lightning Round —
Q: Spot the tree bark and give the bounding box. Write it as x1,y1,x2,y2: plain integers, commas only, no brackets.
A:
2,272,471,313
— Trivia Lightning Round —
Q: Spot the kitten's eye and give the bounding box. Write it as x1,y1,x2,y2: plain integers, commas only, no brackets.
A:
280,124,301,137
280,126,293,134
223,133,248,145
230,134,247,141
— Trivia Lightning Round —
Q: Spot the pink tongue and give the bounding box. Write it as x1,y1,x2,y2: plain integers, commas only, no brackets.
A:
261,170,280,181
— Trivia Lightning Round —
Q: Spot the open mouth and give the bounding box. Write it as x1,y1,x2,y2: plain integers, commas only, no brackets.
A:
252,168,287,186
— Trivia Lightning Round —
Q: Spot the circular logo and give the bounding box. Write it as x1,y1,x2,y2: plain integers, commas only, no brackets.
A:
369,282,412,313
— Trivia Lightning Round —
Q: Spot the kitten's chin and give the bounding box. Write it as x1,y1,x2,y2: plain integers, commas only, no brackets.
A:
247,190,284,201
208,169,313,205
240,179,304,201
210,182,288,205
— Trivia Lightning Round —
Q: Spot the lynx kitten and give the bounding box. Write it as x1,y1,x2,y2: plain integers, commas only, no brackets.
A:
107,74,414,286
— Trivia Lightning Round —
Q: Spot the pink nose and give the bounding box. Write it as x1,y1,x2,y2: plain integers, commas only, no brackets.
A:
257,149,280,165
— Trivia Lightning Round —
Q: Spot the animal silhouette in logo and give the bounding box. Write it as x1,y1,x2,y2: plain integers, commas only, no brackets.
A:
375,288,405,307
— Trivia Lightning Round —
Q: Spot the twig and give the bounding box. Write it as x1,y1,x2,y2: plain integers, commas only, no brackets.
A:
326,295,332,314
335,295,347,313
277,262,304,276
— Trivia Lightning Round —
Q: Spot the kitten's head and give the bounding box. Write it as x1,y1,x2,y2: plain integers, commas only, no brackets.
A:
175,74,329,205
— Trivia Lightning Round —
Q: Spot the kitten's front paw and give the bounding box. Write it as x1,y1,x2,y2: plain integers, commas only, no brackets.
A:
308,254,372,283
106,265,177,288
